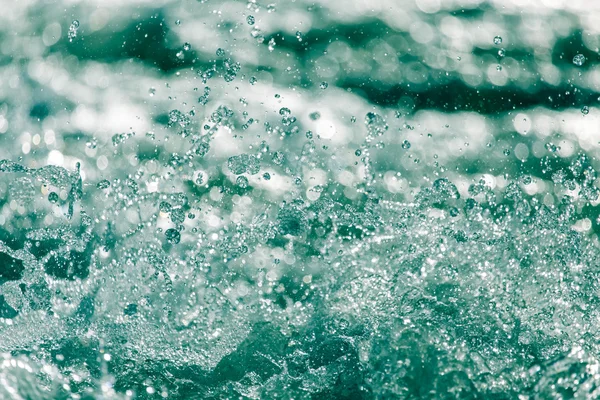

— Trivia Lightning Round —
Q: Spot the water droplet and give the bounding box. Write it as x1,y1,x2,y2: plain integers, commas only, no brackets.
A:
246,15,255,25
494,36,502,45
183,42,191,51
68,20,80,42
401,140,411,149
355,149,362,156
573,54,586,66
236,175,249,188
319,82,328,89
498,48,505,58
97,180,110,189
364,112,388,137
48,192,59,203
263,172,271,180
581,105,590,115
279,107,291,116
175,19,181,25
216,48,225,57
228,154,260,175
165,228,181,244
159,201,172,213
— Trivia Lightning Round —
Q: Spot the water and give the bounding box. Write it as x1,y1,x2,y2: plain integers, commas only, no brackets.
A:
1,0,600,398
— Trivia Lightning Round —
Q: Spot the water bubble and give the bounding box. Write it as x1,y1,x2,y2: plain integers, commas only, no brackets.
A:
546,142,559,153
496,65,502,71
573,54,586,66
165,228,181,244
170,208,185,225
498,48,505,57
183,42,191,51
68,20,80,42
401,140,411,149
355,149,362,156
364,112,388,137
296,31,303,42
249,76,258,85
272,151,285,165
159,201,172,213
148,87,156,97
494,36,502,45
277,205,307,236
246,15,255,25
279,107,291,116
263,172,271,180
268,38,276,52
503,149,511,156
309,112,320,121
97,180,110,189
175,19,181,25
216,48,225,57
236,175,249,188
319,82,328,89
581,105,590,115
48,192,59,203
228,154,260,175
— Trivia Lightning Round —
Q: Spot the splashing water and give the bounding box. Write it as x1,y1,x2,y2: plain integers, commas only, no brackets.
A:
1,1,600,399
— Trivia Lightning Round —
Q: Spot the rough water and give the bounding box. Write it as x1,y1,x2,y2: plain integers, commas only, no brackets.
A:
1,0,600,398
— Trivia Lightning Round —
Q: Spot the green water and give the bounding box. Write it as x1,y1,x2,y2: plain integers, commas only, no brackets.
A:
1,0,600,398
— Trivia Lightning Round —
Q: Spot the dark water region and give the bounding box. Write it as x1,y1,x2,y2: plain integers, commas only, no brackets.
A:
1,0,600,398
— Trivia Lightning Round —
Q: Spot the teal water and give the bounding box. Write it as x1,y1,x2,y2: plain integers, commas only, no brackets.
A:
1,0,600,398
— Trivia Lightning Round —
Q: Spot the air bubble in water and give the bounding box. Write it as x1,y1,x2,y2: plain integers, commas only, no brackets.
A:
97,179,110,189
498,48,505,57
582,105,590,115
320,82,328,89
494,36,502,45
183,42,191,51
246,15,255,25
216,48,225,57
148,87,156,97
573,54,586,66
402,140,411,149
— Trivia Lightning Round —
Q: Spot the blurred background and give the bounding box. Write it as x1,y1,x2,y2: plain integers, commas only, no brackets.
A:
1,0,600,398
